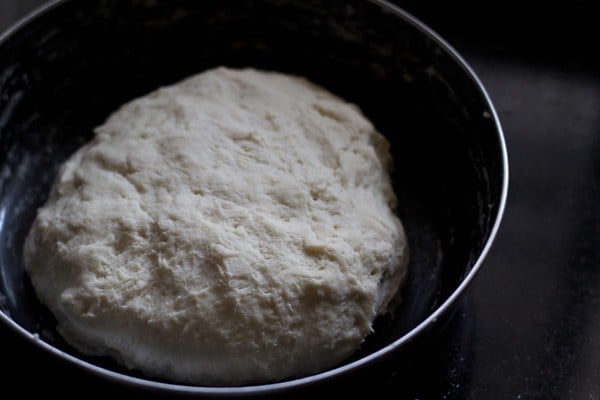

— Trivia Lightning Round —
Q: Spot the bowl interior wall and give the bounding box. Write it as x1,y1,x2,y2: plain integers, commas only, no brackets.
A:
0,0,504,383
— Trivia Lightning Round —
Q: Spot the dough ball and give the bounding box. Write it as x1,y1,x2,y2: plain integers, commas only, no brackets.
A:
24,67,408,385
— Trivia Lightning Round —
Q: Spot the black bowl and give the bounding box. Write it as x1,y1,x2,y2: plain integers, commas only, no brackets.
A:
0,0,507,395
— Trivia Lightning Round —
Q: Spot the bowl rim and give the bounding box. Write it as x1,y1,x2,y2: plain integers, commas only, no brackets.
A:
0,0,509,395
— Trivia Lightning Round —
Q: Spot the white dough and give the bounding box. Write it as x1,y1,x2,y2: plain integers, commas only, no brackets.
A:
24,67,408,385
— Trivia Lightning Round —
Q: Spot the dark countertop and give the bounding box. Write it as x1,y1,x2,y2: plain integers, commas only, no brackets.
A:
1,1,598,399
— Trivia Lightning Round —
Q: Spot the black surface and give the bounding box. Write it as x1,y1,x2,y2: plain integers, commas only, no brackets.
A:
0,1,598,399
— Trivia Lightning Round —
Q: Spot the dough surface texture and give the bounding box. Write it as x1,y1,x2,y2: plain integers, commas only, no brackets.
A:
24,67,408,385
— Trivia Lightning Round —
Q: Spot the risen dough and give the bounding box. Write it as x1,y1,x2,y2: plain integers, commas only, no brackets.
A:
24,67,408,385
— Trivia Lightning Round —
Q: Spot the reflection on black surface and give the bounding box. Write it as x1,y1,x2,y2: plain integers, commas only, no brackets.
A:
546,89,600,399
464,58,600,399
